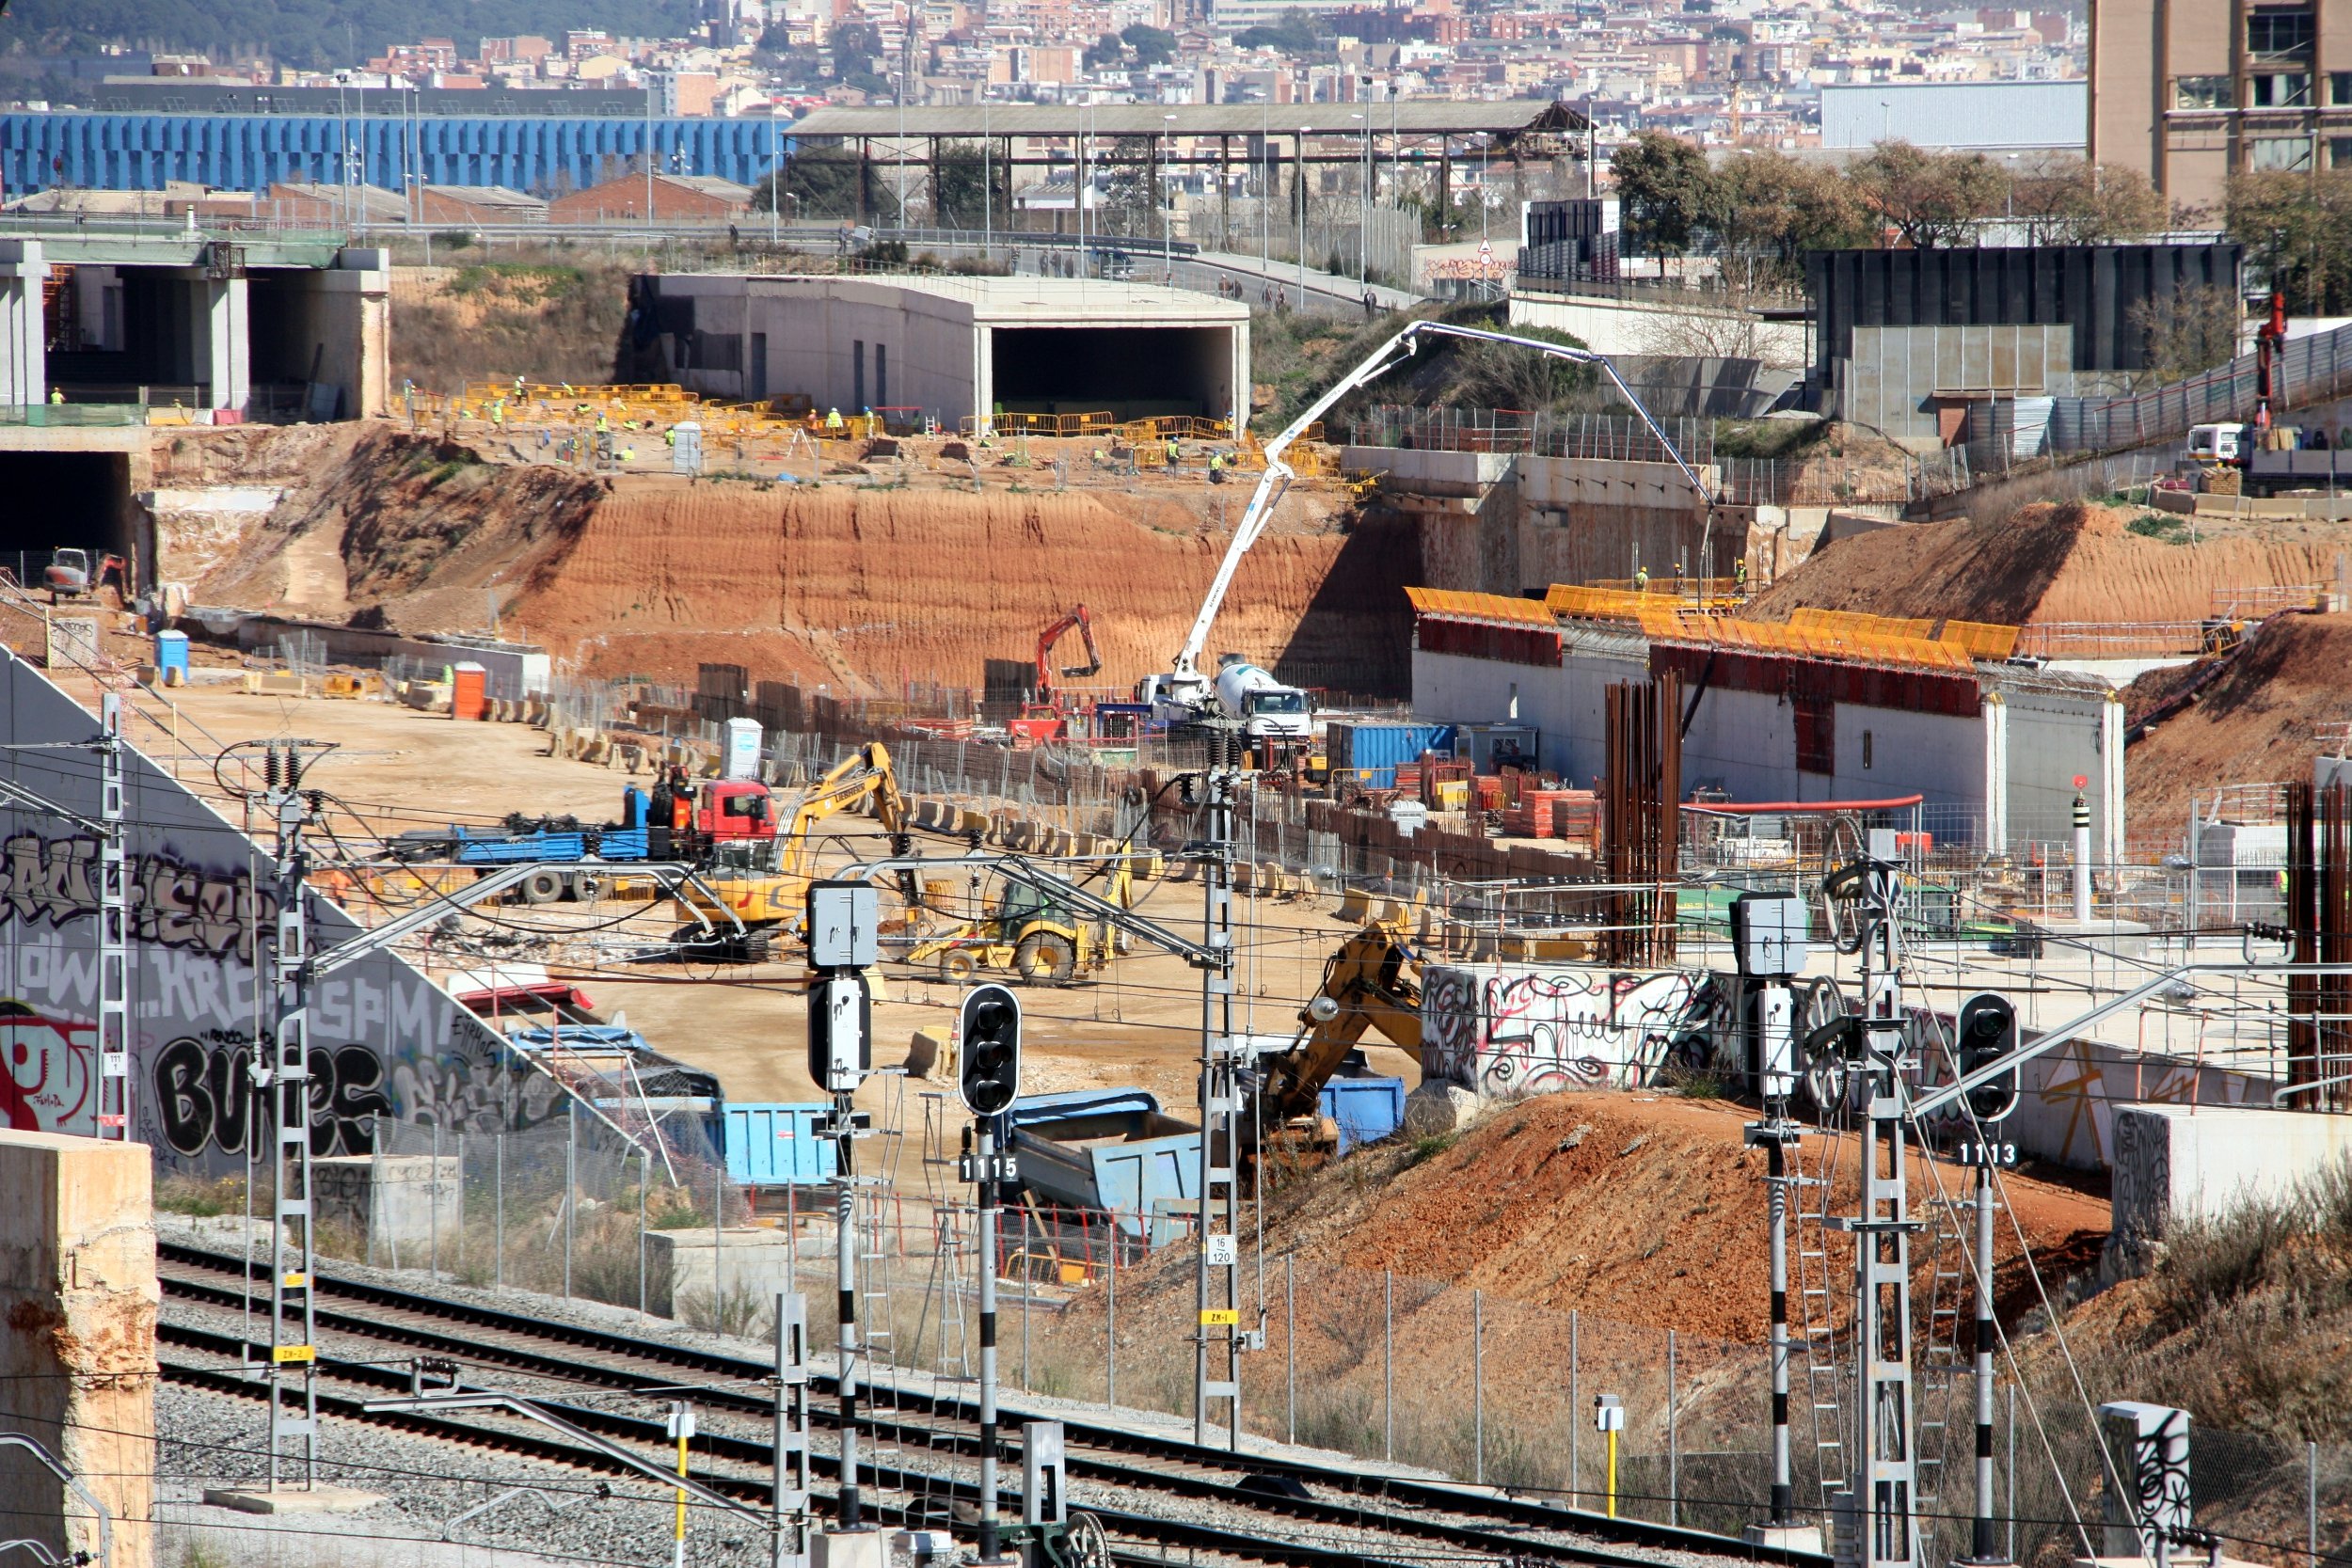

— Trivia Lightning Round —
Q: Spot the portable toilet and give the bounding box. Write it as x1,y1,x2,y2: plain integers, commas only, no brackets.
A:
723,716,762,779
450,661,488,721
153,629,189,687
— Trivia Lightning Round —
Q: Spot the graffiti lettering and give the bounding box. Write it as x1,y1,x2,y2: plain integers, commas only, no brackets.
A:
1,998,96,1130
0,832,275,962
1422,963,1716,1097
153,1037,390,1157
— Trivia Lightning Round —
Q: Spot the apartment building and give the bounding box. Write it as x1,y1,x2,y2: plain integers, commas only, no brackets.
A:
2091,0,2352,209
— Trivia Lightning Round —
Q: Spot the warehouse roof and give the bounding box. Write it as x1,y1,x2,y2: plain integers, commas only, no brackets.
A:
787,101,1585,141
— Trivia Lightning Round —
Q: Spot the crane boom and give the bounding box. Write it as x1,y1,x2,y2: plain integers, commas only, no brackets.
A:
1165,322,1710,707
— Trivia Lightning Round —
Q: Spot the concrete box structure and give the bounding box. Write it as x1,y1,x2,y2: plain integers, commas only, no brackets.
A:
646,1226,799,1321
312,1154,463,1258
0,1131,157,1568
0,236,389,417
2108,1104,2352,1255
629,274,1249,430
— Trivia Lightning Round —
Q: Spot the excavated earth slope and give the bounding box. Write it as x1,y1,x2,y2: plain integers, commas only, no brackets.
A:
2124,611,2352,828
1750,500,2347,626
172,428,1416,693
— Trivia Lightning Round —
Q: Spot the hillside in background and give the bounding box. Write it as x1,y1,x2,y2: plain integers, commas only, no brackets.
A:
0,0,704,70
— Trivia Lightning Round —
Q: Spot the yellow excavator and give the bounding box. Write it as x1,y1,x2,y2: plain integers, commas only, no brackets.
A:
1252,911,1422,1156
669,742,909,958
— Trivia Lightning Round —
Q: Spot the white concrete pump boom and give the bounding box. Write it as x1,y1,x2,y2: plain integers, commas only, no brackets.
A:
1163,321,1711,706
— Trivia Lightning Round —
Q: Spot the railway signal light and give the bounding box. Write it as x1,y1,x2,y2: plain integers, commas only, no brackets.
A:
959,984,1023,1117
808,971,871,1095
1955,992,2019,1123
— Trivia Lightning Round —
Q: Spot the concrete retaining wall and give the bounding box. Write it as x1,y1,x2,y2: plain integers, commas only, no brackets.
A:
2107,1103,2352,1252
0,1131,155,1568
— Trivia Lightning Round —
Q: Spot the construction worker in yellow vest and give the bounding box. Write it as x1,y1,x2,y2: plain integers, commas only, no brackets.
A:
825,406,845,434
596,411,609,434
1165,436,1181,471
662,426,675,450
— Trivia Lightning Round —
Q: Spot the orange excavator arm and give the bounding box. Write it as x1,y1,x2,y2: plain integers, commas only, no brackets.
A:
1035,605,1102,701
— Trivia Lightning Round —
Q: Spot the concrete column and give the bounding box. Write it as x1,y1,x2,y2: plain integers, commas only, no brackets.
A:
0,1131,157,1568
1980,691,2009,853
2100,693,2126,867
973,323,993,433
191,276,251,414
1230,318,1249,432
0,240,50,407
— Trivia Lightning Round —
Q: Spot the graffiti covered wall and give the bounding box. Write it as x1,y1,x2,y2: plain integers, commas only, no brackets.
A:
0,647,568,1170
1421,961,1718,1096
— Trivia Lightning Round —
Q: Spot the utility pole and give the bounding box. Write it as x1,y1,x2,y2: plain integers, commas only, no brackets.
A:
805,880,876,1540
1191,726,1243,1449
261,740,320,1492
959,986,1023,1565
1824,832,1918,1568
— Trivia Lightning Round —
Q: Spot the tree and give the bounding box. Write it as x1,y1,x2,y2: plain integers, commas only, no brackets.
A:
2127,283,2243,385
1234,14,1321,53
1694,148,1870,291
1099,136,1159,238
2224,169,2352,314
1611,131,1710,259
1120,23,1176,65
1848,140,2010,248
1443,323,1598,414
2009,157,2165,245
930,140,990,229
1083,31,1123,69
758,145,898,224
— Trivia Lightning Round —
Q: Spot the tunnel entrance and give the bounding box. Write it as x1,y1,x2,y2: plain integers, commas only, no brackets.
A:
991,325,1231,422
0,453,136,590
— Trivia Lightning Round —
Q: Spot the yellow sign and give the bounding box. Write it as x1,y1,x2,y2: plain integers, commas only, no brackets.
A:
1199,1308,1240,1327
272,1345,315,1364
282,1273,308,1289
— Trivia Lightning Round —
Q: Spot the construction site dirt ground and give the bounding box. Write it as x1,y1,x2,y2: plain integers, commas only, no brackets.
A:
87,679,1407,1117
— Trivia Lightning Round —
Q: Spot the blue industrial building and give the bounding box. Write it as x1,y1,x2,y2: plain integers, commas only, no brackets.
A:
2,112,793,198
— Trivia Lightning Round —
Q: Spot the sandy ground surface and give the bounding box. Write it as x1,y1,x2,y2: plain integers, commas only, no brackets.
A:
96,681,1406,1129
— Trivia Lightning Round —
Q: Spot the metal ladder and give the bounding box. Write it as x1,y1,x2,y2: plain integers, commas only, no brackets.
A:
1911,1180,1973,1509
1790,1129,1851,1506
855,1071,911,1483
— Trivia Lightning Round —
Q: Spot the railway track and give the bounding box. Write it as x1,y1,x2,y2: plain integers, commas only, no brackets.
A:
159,1242,1821,1568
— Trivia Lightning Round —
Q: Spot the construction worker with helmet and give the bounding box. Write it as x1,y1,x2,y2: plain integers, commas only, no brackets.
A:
825,406,845,434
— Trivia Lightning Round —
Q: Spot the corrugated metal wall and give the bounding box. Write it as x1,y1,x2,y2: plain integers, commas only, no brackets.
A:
1808,243,2243,388
1,111,785,197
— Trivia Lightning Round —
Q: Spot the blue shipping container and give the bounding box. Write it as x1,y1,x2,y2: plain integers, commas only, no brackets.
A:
1319,1076,1406,1155
1328,722,1455,773
723,1102,839,1187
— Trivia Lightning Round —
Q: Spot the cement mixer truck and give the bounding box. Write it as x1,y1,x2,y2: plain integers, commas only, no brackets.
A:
1212,655,1312,739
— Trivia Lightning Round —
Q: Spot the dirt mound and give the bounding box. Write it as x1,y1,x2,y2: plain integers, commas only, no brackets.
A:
1753,500,2343,626
2125,611,2352,826
1254,1091,2104,1338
